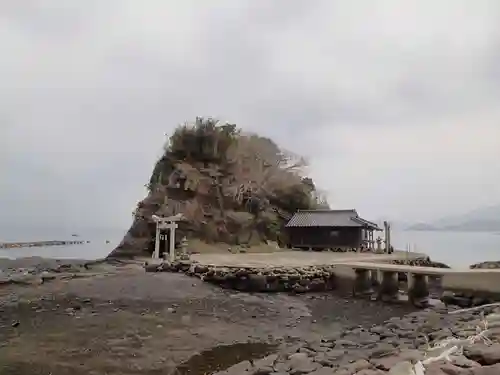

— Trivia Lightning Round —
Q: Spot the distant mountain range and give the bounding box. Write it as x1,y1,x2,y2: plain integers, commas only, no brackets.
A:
407,204,500,233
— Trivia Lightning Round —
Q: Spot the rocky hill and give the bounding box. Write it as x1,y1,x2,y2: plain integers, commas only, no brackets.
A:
107,118,328,258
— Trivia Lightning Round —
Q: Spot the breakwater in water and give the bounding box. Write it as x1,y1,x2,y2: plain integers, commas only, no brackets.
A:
0,240,86,249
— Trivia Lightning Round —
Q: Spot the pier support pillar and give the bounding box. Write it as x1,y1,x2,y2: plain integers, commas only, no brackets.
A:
408,273,430,308
353,269,373,296
377,271,399,302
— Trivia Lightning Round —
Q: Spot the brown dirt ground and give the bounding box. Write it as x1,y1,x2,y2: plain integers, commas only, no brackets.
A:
0,264,415,375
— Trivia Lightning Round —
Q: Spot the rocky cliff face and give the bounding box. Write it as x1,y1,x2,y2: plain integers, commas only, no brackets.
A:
107,118,327,258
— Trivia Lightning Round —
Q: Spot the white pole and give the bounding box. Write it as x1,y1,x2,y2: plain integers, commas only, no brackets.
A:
169,223,177,262
154,222,160,259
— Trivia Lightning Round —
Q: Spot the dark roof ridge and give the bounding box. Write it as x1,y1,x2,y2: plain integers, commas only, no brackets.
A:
285,209,380,230
352,216,379,228
297,209,357,213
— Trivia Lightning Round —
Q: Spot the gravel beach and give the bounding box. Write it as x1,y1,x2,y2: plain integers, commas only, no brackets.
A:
0,259,499,375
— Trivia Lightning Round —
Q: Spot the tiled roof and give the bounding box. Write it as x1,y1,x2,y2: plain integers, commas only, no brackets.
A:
285,209,381,230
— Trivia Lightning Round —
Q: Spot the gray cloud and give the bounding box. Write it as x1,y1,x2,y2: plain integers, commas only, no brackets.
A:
1,0,500,231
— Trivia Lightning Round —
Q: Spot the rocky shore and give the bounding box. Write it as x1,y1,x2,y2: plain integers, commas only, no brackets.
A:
0,257,500,374
212,304,500,375
0,256,108,287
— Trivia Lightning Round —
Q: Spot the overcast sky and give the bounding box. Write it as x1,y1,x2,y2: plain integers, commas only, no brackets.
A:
1,0,500,231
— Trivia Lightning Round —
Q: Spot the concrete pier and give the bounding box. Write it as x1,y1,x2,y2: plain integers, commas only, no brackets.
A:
353,269,373,296
183,252,500,307
352,268,431,306
377,270,399,302
408,273,430,307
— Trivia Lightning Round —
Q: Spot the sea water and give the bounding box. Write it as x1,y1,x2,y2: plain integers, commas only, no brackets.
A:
0,227,126,260
391,230,500,269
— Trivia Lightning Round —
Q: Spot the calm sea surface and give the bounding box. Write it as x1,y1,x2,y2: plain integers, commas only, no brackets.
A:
391,230,500,269
0,228,498,269
0,227,126,260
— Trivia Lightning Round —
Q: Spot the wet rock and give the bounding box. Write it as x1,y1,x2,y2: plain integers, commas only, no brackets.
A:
248,274,267,292
344,332,380,346
470,364,500,375
387,361,414,375
344,359,372,373
273,361,290,373
424,362,472,375
224,360,252,375
11,274,44,286
356,370,387,375
251,366,273,375
368,343,396,358
144,263,160,272
298,347,316,357
40,271,57,282
463,343,500,365
252,354,278,369
429,328,453,341
158,262,174,272
308,278,326,292
370,350,423,371
287,352,320,374
65,307,76,315
369,326,387,335
452,356,481,369
308,367,337,375
0,277,12,286
334,339,359,349
292,284,309,294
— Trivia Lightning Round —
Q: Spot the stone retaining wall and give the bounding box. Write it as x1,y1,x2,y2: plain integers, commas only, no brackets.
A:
147,261,339,293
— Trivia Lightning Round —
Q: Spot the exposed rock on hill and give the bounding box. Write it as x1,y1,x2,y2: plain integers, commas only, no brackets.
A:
108,118,328,258
470,261,500,269
391,258,450,268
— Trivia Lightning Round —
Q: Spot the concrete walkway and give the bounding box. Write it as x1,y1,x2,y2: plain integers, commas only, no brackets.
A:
190,251,500,295
190,250,424,268
333,260,500,275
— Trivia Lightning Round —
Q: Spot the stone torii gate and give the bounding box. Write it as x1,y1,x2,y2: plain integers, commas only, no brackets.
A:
152,214,183,261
